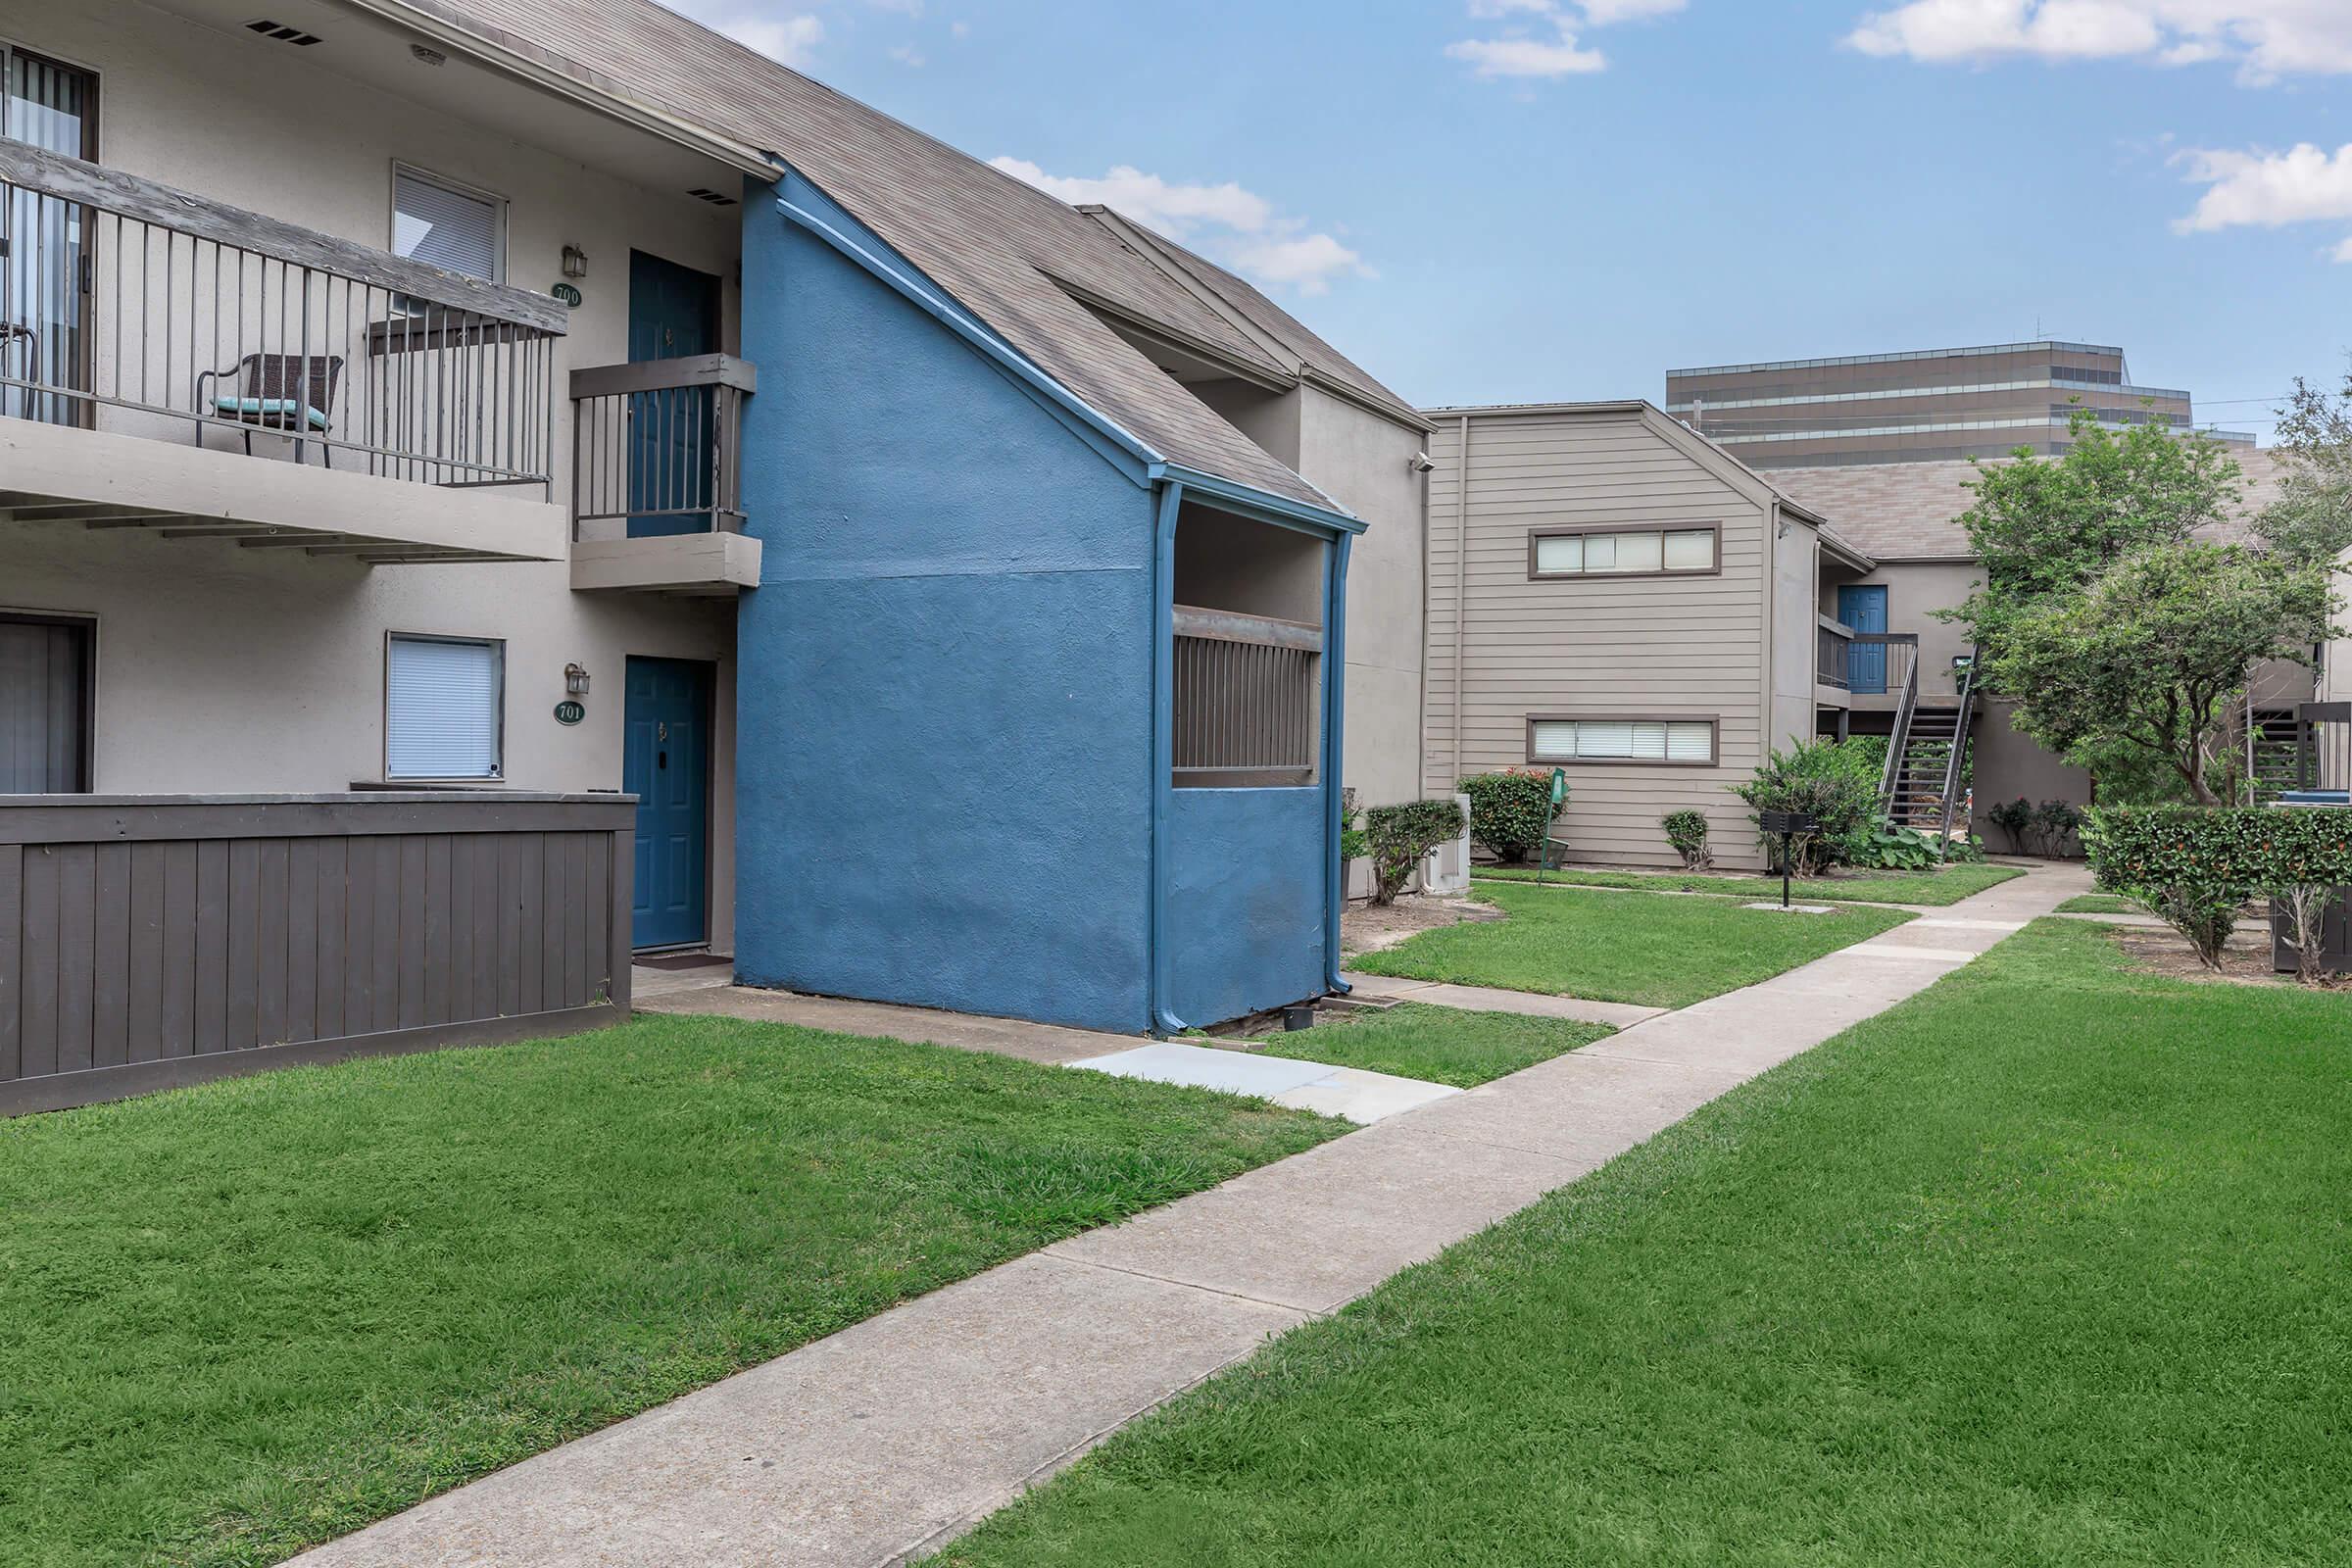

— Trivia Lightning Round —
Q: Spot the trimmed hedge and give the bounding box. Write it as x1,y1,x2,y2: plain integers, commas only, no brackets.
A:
1458,771,1564,864
2083,806,2352,973
1363,797,1468,906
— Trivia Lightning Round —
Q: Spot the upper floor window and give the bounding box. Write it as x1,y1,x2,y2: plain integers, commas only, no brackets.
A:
1530,525,1718,579
1530,716,1716,766
392,166,506,284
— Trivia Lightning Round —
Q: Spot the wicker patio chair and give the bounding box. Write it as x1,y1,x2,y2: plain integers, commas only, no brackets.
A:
195,352,342,466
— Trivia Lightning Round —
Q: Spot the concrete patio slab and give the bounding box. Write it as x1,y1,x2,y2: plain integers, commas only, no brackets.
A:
1075,1042,1336,1097
1071,1042,1460,1126
1271,1065,1462,1123
1337,971,1664,1027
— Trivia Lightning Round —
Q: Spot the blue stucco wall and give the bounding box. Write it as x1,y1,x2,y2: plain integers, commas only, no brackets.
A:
1165,787,1329,1026
734,173,1160,1032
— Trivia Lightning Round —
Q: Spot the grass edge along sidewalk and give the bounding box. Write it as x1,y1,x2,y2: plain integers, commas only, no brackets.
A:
1474,861,2023,907
933,917,2352,1566
1352,882,1914,1008
0,1012,1347,1568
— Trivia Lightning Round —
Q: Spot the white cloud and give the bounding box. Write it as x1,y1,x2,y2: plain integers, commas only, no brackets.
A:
1446,0,1684,82
2175,141,2352,259
988,157,1371,295
1844,2,2352,80
888,43,925,66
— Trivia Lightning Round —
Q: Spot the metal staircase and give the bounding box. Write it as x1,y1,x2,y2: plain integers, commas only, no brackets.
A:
1877,642,1981,857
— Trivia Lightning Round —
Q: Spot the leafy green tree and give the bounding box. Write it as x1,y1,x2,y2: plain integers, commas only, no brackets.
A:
1992,544,2335,805
2255,370,2352,566
1950,407,2242,655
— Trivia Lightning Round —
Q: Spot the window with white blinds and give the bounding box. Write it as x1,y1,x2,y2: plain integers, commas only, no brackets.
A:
1531,718,1715,765
386,635,504,780
392,167,506,283
1532,527,1717,576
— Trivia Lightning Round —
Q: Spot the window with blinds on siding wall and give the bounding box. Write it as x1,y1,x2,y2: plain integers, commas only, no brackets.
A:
1531,527,1717,576
386,634,504,781
1531,718,1715,765
391,166,506,283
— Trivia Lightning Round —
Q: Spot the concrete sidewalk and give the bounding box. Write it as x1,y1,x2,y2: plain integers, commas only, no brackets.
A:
293,860,2091,1568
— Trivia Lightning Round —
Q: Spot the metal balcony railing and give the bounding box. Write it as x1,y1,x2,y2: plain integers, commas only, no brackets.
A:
569,355,755,539
1171,605,1321,789
0,136,565,490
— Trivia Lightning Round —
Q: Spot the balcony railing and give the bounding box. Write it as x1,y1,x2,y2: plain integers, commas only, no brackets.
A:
570,355,755,539
0,137,565,491
1817,614,1854,690
1172,605,1321,789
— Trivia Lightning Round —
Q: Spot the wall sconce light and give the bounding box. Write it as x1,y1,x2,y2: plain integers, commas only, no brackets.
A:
561,244,588,279
564,662,591,696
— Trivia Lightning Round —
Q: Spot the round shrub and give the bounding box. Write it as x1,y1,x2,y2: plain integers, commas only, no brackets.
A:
1661,809,1712,870
1457,770,1565,864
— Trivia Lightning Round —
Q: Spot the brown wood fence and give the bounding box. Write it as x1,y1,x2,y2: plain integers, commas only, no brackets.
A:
0,793,633,1114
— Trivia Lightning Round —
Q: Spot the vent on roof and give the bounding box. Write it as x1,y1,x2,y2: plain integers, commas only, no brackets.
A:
686,187,738,207
244,19,322,45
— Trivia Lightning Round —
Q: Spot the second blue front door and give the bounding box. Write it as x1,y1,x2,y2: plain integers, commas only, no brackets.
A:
627,250,722,538
624,656,711,950
1838,584,1889,694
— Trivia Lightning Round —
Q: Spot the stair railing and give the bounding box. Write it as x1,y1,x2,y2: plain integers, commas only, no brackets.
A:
1934,648,1982,859
1867,633,1923,820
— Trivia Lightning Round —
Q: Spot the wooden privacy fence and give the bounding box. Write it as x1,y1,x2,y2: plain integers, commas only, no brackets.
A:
0,793,633,1114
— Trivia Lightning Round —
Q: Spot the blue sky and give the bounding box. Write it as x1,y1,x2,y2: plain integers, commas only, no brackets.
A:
673,1,2352,439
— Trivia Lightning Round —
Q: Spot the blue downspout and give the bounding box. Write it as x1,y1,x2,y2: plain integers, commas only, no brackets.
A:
1150,479,1189,1036
1324,531,1353,997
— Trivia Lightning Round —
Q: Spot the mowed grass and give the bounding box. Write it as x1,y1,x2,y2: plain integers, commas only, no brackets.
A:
1243,1002,1612,1088
2058,892,2143,914
935,920,2352,1567
1351,883,1912,1007
1475,860,2022,906
0,1014,1346,1568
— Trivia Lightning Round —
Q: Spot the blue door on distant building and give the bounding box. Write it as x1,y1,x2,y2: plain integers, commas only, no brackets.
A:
627,250,721,537
1838,585,1889,694
624,656,711,950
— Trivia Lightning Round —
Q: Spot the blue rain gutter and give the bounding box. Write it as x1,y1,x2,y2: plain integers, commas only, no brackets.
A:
1323,530,1353,997
1149,477,1190,1037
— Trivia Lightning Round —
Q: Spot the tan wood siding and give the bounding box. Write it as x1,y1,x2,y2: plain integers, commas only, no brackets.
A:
1424,409,1778,869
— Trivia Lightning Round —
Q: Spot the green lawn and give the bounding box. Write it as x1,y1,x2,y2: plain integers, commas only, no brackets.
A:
936,919,2352,1567
1475,860,2023,906
2058,892,2143,914
1351,883,1912,1007
1243,1002,1612,1088
0,1015,1345,1568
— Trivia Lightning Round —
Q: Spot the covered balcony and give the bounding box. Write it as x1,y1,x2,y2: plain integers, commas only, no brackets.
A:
0,137,567,564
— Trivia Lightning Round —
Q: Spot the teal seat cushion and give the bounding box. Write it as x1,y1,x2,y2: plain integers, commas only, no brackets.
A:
213,396,329,429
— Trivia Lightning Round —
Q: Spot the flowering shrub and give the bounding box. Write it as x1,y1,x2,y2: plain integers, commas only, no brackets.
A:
2083,806,2352,975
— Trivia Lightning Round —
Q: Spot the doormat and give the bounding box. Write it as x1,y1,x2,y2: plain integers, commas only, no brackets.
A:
636,953,733,971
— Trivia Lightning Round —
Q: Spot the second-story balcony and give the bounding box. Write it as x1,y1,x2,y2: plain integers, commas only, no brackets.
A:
567,354,760,594
0,136,567,564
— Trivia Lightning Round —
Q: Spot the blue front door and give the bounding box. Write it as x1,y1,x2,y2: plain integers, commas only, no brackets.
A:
625,656,711,950
1838,584,1889,694
627,251,721,538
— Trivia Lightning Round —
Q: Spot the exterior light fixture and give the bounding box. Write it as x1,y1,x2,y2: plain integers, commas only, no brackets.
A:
561,245,588,279
564,662,590,696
